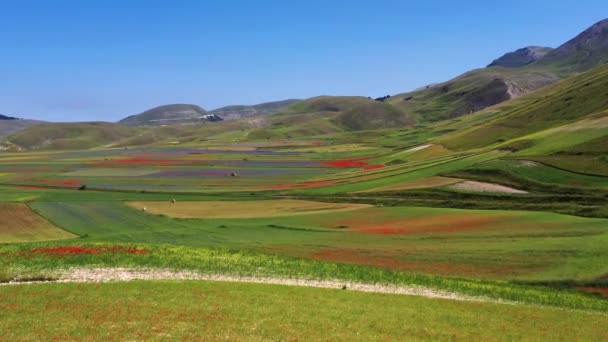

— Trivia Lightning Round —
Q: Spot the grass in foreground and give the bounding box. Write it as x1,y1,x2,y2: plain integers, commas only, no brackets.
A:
2,243,608,312
1,281,606,341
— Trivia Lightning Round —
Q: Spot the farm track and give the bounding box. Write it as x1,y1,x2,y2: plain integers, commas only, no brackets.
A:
2,267,494,303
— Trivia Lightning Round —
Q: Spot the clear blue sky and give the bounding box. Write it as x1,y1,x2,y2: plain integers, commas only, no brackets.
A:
1,0,607,122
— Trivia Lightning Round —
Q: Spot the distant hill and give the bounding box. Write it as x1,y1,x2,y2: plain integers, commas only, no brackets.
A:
488,46,553,68
119,104,218,126
0,120,45,137
0,114,18,120
0,115,45,137
210,99,300,120
268,96,414,133
8,122,134,150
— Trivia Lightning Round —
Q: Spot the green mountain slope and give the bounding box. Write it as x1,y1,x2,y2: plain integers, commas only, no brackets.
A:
387,18,608,123
438,64,608,151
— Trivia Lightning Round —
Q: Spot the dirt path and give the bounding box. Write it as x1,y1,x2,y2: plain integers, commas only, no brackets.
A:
2,267,494,303
405,144,432,153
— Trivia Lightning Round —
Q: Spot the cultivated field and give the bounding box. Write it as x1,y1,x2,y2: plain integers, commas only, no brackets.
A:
127,199,371,218
0,203,76,243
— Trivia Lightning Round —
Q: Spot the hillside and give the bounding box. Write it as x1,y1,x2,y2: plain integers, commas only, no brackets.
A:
210,99,300,120
387,18,608,122
266,96,413,134
0,119,45,137
119,104,218,126
388,68,559,121
438,64,608,152
8,122,135,150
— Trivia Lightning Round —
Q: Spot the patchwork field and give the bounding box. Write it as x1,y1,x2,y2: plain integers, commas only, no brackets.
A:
0,203,76,243
0,132,607,339
5,201,599,282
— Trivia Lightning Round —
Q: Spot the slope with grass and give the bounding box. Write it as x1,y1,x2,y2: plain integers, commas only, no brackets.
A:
1,281,606,341
7,122,135,150
439,64,608,151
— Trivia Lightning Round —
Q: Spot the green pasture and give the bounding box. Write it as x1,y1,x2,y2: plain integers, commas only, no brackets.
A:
1,281,606,341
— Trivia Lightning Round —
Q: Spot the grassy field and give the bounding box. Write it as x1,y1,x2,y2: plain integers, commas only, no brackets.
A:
127,199,371,218
0,203,76,243
1,281,606,341
12,202,606,282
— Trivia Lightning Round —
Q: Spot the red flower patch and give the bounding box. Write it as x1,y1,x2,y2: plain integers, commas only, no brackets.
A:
323,159,368,168
17,245,148,257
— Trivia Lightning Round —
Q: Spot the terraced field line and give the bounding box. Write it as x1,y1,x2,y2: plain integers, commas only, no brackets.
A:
3,267,494,303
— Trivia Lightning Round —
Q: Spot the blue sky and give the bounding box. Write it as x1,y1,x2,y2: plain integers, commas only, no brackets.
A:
1,1,607,122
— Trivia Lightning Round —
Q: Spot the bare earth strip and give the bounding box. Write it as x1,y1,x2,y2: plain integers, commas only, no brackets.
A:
128,199,371,218
405,144,432,153
2,267,494,303
449,181,528,194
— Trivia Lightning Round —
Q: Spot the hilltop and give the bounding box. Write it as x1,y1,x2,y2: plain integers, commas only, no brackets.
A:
119,104,219,126
210,99,301,120
488,46,554,68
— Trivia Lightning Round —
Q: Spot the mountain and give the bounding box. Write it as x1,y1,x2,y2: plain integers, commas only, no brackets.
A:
210,99,301,120
119,104,214,126
387,18,608,122
539,18,608,72
388,69,559,121
488,46,553,68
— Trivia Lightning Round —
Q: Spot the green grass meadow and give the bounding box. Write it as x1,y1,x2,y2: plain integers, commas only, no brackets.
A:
1,281,607,341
